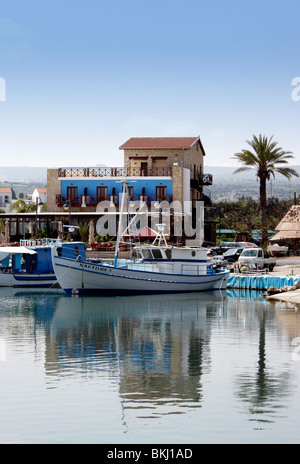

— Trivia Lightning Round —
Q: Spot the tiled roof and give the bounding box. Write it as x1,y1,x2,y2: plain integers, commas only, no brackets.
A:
119,137,201,150
0,187,12,193
36,188,47,193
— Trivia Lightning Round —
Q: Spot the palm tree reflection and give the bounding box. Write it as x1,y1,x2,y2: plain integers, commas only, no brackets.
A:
236,308,291,426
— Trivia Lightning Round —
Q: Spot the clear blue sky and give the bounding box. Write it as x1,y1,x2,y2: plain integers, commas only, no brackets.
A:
0,0,300,167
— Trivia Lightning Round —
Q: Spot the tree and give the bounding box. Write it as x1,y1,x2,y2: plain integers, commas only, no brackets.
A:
232,135,299,248
12,199,37,213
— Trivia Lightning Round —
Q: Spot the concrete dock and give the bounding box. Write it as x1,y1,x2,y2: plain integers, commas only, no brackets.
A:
241,256,300,304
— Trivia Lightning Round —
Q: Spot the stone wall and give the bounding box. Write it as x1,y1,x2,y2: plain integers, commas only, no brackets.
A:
46,169,61,212
123,142,204,171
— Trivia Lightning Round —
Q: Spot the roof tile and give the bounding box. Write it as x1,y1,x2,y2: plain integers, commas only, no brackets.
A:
119,137,200,150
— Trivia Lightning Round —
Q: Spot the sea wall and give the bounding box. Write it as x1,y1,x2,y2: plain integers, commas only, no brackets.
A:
227,274,300,290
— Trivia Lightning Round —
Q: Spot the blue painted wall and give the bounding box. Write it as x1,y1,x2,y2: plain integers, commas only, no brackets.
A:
61,178,173,197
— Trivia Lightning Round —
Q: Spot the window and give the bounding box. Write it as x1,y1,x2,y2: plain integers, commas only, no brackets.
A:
97,186,108,202
128,186,134,201
241,249,257,257
152,249,163,259
165,249,172,259
141,249,153,259
67,187,78,205
156,186,167,201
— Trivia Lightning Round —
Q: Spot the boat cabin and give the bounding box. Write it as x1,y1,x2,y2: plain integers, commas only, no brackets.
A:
0,239,86,275
128,245,208,275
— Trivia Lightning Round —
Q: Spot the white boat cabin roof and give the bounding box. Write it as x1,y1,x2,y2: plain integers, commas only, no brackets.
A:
135,245,207,261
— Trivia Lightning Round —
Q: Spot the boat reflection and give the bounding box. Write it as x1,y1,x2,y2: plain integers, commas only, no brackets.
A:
46,291,228,416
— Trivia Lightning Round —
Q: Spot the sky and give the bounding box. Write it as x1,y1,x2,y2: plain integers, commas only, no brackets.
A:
0,0,300,168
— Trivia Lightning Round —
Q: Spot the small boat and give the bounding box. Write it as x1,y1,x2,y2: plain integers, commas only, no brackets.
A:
268,243,289,257
0,239,81,288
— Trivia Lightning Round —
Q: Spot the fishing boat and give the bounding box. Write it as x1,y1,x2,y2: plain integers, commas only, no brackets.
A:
51,238,230,295
51,166,229,294
0,239,81,288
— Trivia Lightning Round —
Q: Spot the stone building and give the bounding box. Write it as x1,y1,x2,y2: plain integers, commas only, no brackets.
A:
47,136,212,213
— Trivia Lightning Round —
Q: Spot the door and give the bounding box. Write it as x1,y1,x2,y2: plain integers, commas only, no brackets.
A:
67,186,78,205
141,162,148,176
128,186,134,201
97,186,108,202
156,186,167,201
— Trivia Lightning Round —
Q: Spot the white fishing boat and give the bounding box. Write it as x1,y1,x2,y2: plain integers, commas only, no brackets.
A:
51,237,229,295
51,162,229,295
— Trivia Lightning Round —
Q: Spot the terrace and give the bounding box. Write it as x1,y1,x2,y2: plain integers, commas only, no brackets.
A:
58,166,173,178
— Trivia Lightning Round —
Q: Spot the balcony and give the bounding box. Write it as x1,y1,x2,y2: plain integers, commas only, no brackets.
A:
56,193,174,208
190,172,213,190
58,167,173,178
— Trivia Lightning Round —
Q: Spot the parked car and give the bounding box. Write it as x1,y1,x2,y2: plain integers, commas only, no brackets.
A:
208,245,232,256
237,247,276,271
222,247,244,263
220,241,257,248
236,242,258,248
208,241,257,256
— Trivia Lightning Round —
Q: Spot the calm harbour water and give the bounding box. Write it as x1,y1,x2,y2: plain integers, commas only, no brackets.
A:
0,287,299,444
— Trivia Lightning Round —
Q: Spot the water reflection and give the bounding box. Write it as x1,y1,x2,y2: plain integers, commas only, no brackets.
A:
0,288,300,442
235,307,292,427
47,292,227,416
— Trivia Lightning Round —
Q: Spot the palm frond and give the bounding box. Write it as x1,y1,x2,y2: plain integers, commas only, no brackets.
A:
233,166,253,175
274,167,299,179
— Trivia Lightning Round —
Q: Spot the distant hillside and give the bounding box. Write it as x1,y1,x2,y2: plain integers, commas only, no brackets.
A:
0,165,299,202
206,165,300,181
206,165,300,201
0,167,48,182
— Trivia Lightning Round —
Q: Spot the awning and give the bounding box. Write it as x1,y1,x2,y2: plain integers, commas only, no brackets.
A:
125,227,158,238
0,246,37,261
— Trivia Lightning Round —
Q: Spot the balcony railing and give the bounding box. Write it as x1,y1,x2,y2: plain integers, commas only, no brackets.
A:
58,167,173,178
56,194,173,207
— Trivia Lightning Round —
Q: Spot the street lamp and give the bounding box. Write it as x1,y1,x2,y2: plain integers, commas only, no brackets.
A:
63,199,71,225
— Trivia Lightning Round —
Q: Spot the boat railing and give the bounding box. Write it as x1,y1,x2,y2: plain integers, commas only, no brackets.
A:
181,264,207,275
20,238,63,248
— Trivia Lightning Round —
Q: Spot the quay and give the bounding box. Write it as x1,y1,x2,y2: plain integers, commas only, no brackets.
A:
227,256,300,304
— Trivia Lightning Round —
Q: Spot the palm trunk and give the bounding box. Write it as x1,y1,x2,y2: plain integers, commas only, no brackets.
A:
259,176,268,249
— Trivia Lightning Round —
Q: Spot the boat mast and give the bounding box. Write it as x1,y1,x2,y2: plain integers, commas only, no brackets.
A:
113,160,129,267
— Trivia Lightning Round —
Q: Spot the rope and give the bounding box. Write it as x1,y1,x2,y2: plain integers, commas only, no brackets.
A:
42,255,81,296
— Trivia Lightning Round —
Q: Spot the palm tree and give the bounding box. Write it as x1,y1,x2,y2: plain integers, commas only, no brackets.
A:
232,135,299,248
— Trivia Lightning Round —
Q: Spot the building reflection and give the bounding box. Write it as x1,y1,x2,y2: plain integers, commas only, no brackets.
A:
44,292,228,412
1,288,299,426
